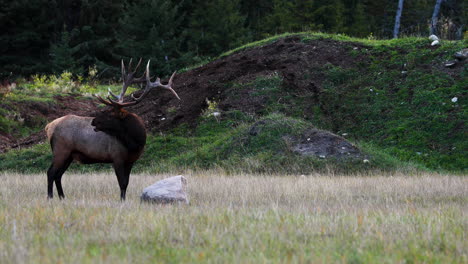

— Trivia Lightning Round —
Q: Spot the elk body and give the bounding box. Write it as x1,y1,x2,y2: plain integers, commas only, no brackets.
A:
45,59,180,200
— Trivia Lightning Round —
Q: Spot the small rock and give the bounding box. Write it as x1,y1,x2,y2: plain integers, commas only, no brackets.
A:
454,49,468,60
451,97,458,103
428,35,439,41
141,175,189,204
444,61,457,68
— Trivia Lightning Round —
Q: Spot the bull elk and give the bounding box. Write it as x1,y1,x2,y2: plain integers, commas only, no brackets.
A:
45,59,180,200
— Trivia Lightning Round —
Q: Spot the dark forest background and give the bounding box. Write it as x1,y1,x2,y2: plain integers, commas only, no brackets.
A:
1,0,466,78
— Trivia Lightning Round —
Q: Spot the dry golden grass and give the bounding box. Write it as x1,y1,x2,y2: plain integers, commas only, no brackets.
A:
0,171,466,263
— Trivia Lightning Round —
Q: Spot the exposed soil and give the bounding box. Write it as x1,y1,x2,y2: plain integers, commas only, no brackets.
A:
0,37,375,152
288,129,362,159
247,118,363,159
1,36,463,154
127,37,370,131
0,95,98,152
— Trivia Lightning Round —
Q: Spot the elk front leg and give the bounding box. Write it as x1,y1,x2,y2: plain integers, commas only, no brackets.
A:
113,162,134,200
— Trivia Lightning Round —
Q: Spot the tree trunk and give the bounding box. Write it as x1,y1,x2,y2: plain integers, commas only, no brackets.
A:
393,0,404,38
430,0,444,35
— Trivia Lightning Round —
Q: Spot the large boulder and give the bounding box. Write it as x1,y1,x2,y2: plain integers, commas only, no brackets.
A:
141,175,189,204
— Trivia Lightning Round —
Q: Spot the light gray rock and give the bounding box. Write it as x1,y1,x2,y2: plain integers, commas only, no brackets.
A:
431,40,440,46
141,175,189,204
428,35,439,41
454,49,468,60
445,60,457,68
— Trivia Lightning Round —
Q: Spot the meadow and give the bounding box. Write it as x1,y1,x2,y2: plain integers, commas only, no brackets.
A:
0,171,466,263
0,33,466,263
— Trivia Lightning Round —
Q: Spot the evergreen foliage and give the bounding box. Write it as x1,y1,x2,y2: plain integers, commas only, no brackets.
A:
50,30,78,73
188,0,249,57
0,0,466,77
115,0,188,75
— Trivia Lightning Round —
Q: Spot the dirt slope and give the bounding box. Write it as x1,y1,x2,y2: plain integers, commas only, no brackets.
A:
0,95,98,152
3,37,379,148
128,36,369,131
0,36,369,152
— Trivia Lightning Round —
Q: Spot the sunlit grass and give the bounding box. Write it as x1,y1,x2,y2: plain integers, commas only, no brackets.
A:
219,31,467,59
0,172,466,263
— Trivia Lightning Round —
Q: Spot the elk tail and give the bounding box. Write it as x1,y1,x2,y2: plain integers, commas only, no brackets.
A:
45,119,62,142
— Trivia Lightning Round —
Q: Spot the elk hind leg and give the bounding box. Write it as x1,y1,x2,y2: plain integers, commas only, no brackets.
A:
47,151,71,199
55,156,73,199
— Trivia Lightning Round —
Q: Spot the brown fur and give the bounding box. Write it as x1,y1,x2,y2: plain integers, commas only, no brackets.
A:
44,58,179,200
45,112,147,200
91,109,146,153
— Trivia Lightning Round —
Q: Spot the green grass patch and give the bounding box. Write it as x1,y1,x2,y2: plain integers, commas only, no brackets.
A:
0,114,420,175
311,45,466,171
221,32,466,171
220,31,467,57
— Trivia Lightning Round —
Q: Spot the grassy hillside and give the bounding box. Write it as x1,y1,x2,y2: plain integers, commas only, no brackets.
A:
217,33,467,171
0,33,466,173
0,115,423,174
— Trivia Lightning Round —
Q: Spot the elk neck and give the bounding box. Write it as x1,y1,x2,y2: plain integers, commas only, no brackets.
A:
91,108,147,153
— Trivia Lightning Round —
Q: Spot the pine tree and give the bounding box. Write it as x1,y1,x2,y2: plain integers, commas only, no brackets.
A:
188,0,249,57
0,0,59,76
115,0,188,75
240,0,273,39
50,29,78,73
348,1,369,37
312,0,346,33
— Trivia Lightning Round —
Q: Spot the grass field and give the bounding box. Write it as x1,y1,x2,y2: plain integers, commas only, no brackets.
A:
0,172,466,263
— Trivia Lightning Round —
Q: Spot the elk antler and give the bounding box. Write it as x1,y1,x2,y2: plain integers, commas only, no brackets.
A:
131,60,180,103
94,59,180,108
108,58,146,102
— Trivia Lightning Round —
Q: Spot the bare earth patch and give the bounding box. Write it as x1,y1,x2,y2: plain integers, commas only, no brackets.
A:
0,95,98,153
0,172,466,263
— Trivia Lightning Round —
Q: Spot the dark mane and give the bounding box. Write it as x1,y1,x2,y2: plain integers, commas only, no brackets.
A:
91,109,146,152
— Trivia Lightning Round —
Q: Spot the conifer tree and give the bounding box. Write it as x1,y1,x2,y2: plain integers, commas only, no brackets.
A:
116,0,188,75
188,0,249,57
0,0,59,76
349,1,369,37
50,30,78,73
